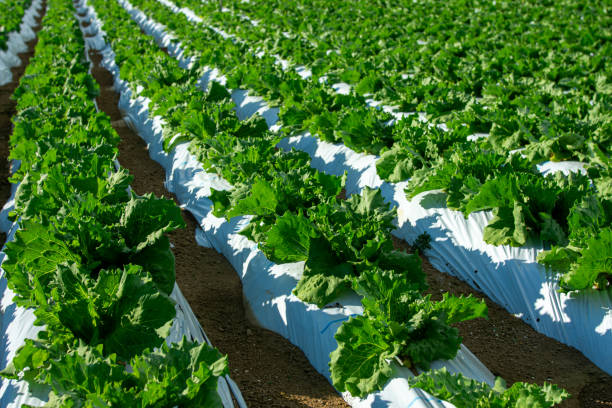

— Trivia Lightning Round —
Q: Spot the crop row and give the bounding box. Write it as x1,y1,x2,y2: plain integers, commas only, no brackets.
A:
119,0,612,293
86,0,570,405
0,0,230,405
180,0,610,168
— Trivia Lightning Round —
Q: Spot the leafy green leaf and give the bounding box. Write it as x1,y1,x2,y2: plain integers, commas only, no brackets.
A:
560,228,612,291
3,222,80,307
406,368,569,408
261,211,317,263
293,237,353,307
330,316,399,397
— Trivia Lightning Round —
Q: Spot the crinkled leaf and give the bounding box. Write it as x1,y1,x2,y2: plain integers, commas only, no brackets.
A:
131,337,228,406
261,211,317,263
330,316,399,397
294,237,353,307
561,228,612,291
3,222,80,307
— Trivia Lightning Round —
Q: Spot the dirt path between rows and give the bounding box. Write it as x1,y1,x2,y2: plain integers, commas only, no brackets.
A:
0,2,47,244
393,238,612,407
85,44,348,408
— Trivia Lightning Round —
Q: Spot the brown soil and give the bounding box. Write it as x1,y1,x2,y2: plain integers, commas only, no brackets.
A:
393,237,612,408
0,2,46,244
86,48,348,408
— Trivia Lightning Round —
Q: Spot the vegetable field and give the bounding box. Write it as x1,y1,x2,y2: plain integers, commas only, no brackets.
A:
0,0,610,406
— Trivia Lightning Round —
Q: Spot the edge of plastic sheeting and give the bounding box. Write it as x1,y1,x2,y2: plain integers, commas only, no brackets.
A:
167,283,248,408
147,0,612,376
0,186,48,408
0,0,44,86
343,387,455,408
84,1,501,407
0,59,11,86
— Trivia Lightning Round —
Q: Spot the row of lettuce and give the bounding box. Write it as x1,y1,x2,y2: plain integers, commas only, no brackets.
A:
0,0,34,50
117,0,612,293
198,0,609,137
89,0,569,405
0,0,230,405
174,0,611,168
